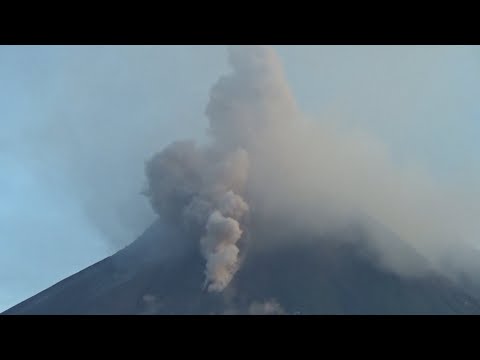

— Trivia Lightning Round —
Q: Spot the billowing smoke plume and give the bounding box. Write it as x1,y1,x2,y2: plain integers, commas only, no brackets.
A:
144,46,291,291
144,45,480,290
145,46,296,291
144,140,249,291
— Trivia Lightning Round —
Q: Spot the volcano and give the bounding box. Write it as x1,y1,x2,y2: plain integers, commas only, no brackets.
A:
5,216,480,315
6,45,480,315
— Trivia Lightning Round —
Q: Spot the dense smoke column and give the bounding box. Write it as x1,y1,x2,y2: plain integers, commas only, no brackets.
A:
144,45,295,292
206,45,297,152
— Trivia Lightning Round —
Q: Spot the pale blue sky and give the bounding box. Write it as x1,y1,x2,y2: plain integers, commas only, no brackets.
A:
1,45,479,311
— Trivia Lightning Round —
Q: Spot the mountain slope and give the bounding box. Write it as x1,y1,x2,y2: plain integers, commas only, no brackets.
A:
5,218,480,315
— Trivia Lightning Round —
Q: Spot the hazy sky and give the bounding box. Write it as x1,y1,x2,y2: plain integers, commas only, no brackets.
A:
1,45,479,311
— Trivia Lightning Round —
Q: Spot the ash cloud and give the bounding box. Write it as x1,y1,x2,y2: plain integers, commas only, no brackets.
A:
144,45,480,290
144,142,249,292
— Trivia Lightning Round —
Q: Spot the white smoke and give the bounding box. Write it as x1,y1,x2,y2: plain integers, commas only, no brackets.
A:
145,45,480,290
221,299,286,315
139,294,163,315
248,300,285,315
218,191,249,220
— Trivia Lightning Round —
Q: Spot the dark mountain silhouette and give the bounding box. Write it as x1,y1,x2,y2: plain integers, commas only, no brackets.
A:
4,216,480,315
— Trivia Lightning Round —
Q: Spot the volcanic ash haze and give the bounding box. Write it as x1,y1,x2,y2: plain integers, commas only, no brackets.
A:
144,45,480,292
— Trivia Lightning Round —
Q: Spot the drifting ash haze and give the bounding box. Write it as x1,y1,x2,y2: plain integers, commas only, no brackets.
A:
143,45,480,291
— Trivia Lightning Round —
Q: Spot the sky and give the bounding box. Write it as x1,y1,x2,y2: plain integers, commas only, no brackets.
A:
1,45,479,311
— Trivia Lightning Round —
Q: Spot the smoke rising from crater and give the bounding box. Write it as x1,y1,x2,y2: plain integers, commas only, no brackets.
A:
144,140,249,291
144,46,291,291
144,45,480,290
